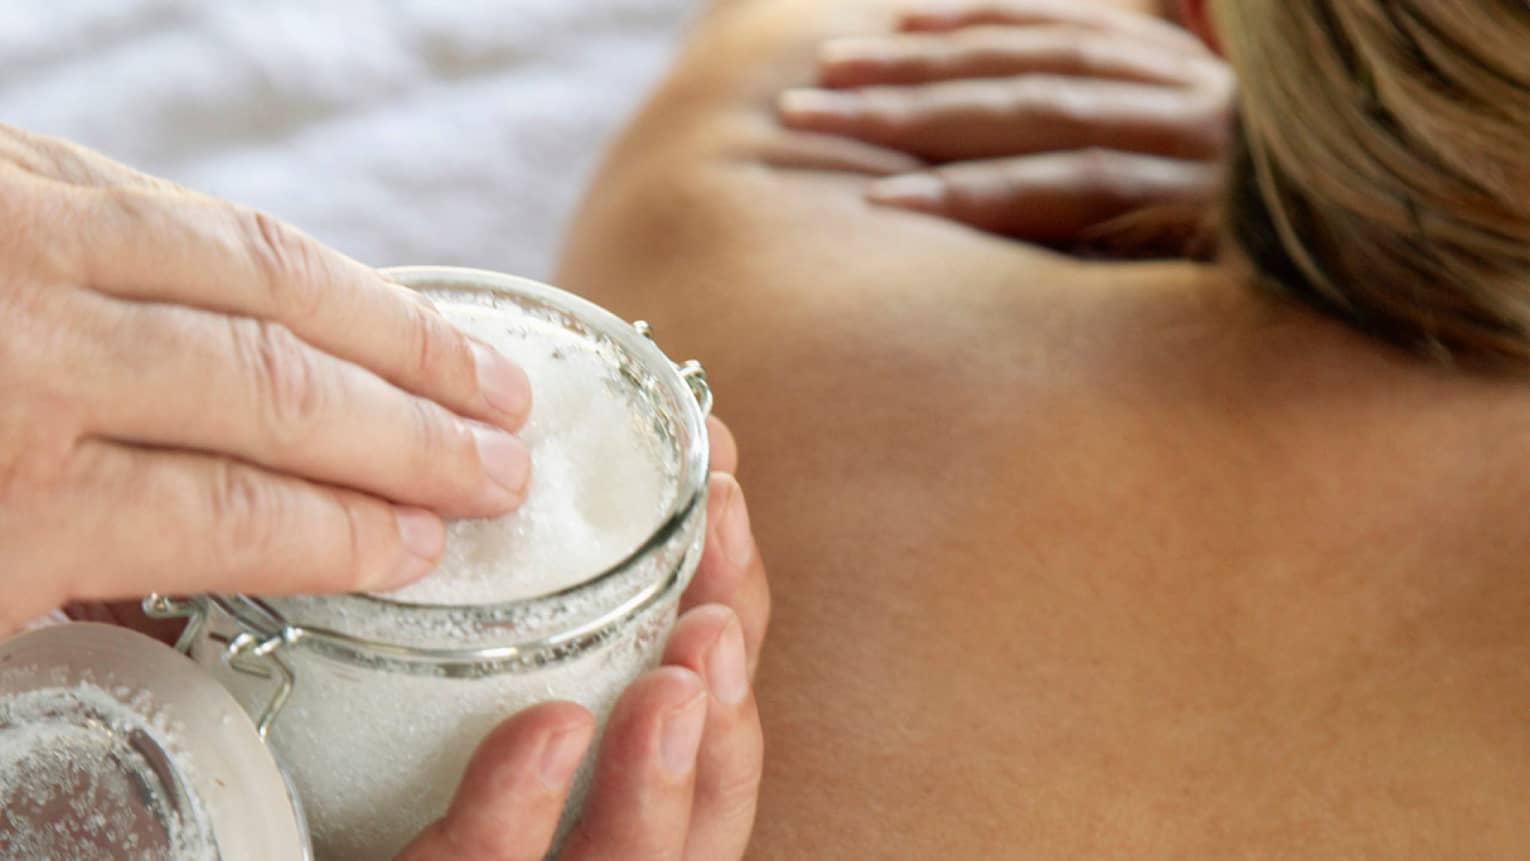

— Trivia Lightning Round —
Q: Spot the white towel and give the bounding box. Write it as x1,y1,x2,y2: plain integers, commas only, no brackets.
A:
18,608,70,633
0,0,694,280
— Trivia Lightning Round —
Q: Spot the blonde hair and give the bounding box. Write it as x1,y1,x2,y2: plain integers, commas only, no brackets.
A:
1212,0,1530,367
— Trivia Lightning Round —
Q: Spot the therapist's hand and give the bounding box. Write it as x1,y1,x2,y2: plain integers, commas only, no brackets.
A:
400,416,769,861
0,125,532,634
777,0,1233,254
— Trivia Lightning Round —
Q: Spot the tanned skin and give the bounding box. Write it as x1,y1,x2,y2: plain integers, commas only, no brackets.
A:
556,2,1530,856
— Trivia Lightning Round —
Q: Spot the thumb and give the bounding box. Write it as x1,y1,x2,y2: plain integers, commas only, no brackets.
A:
396,703,595,861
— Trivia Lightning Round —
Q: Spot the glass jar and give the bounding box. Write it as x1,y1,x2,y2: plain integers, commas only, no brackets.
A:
147,267,712,859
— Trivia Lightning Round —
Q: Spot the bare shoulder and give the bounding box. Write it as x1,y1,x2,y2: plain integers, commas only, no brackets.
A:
556,0,1197,375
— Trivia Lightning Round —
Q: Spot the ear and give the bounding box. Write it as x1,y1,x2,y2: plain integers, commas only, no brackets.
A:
1177,0,1221,56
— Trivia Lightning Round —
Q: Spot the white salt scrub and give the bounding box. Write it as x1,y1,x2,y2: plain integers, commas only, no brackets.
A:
384,300,670,604
185,269,711,860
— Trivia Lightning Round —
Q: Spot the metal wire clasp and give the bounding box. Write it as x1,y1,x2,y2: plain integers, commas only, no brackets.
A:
633,320,712,417
223,629,299,739
143,593,301,739
142,594,206,655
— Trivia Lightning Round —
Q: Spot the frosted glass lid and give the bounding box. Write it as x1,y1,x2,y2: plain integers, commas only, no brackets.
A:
0,624,309,860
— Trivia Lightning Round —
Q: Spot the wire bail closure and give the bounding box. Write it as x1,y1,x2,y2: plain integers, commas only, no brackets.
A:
144,594,301,739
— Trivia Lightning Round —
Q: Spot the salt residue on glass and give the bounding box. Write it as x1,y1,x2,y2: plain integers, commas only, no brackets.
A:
0,680,216,861
220,602,679,858
379,300,671,605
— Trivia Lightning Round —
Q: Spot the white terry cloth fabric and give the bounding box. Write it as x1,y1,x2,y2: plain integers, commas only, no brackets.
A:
18,609,70,633
0,0,695,280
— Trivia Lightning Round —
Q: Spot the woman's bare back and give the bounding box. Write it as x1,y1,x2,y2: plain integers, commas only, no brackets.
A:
557,1,1530,854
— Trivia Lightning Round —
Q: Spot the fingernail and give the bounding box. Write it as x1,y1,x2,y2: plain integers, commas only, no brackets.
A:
388,506,445,587
717,482,754,569
778,88,860,119
471,341,532,422
473,426,532,504
708,618,749,706
867,173,946,210
660,695,707,777
819,37,893,66
539,724,590,790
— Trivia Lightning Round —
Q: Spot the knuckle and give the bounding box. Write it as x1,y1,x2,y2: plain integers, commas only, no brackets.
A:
1064,35,1116,75
0,176,88,279
0,399,76,506
0,128,109,196
1074,147,1126,191
952,25,994,50
434,820,492,860
861,88,918,135
592,834,671,861
409,397,447,455
955,31,1012,73
402,299,472,393
710,761,765,825
33,136,114,187
887,36,937,74
408,397,472,479
0,126,55,177
928,165,965,192
1188,84,1235,147
233,318,325,448
565,799,680,861
279,489,370,597
948,77,1013,123
926,167,979,211
238,207,323,318
206,459,282,563
329,495,370,594
1005,74,1048,111
0,278,52,373
1067,40,1099,74
401,302,438,383
1005,74,1087,134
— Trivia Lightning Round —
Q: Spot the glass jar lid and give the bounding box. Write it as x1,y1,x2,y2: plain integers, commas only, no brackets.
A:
0,624,310,860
